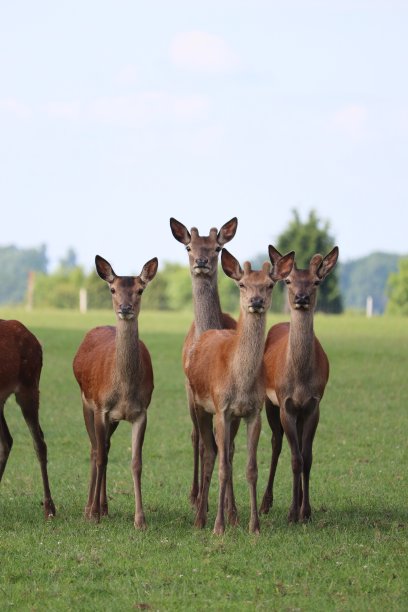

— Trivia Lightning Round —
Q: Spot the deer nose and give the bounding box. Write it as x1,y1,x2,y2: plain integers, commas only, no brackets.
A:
249,297,265,312
119,304,133,315
295,294,310,305
195,258,208,268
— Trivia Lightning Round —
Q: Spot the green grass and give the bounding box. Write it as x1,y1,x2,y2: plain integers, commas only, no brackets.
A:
0,308,407,611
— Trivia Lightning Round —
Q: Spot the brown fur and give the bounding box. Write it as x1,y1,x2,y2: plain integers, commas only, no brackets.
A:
0,319,55,518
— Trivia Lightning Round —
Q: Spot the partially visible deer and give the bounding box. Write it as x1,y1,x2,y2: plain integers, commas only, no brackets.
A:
169,217,238,514
187,248,295,534
260,245,339,522
0,319,55,518
73,255,158,528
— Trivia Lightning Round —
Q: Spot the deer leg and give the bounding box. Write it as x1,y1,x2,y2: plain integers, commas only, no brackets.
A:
100,420,119,516
300,404,319,522
213,411,231,536
260,399,283,514
131,412,147,529
281,400,302,523
16,388,56,518
225,416,240,526
83,404,97,518
246,411,262,533
89,410,108,522
186,383,200,509
297,418,304,508
0,404,13,481
194,409,216,529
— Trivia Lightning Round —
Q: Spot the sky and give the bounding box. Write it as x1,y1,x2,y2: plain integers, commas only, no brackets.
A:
1,1,407,274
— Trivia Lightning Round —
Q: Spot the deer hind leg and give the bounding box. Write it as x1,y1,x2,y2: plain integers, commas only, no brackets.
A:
246,411,262,534
300,402,319,522
194,409,216,530
225,416,240,526
100,420,119,516
87,409,108,523
131,411,147,529
260,398,283,514
16,387,56,518
0,402,13,481
213,412,231,536
281,399,302,523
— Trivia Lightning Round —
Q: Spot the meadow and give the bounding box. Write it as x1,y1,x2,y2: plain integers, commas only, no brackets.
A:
0,307,407,611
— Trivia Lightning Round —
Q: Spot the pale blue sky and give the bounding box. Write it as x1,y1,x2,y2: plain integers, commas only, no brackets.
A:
1,1,407,273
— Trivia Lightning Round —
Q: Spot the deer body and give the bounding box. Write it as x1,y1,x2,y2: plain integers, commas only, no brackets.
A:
260,246,338,522
188,249,294,534
0,319,55,518
73,255,157,528
170,217,238,511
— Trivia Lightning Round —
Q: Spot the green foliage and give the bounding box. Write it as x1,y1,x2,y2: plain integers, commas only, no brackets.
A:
387,258,408,315
33,266,86,309
340,252,401,314
0,308,407,610
0,244,48,305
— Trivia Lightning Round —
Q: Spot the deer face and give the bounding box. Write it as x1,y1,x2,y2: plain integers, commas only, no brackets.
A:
222,249,295,315
276,246,339,313
95,255,158,321
170,217,238,278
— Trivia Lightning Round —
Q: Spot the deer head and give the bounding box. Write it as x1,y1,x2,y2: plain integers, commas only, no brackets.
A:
95,255,158,321
269,245,339,312
221,249,295,315
170,217,238,277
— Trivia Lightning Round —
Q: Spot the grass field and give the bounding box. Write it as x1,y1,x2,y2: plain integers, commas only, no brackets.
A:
0,307,407,611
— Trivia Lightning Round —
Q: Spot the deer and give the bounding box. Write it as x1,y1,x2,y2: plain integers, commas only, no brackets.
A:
260,245,339,523
73,254,158,528
186,247,295,534
169,217,238,517
0,319,55,518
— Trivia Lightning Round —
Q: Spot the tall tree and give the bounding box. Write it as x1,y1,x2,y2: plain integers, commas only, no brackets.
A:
0,244,48,304
386,258,408,315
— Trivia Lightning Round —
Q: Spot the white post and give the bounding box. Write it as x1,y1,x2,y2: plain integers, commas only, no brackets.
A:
79,288,88,313
366,295,373,318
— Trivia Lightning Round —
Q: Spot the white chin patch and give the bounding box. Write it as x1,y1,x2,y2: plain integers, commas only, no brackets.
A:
248,306,264,314
118,313,135,320
295,304,309,310
194,267,210,275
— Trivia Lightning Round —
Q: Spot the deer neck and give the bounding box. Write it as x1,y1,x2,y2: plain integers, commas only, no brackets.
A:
287,309,315,378
231,309,266,385
113,318,141,389
192,272,224,337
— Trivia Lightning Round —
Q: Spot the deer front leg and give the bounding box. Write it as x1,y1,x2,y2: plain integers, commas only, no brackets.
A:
194,409,216,529
89,411,108,522
246,411,261,534
300,402,320,522
213,411,231,536
131,412,147,529
260,398,283,514
281,399,302,523
225,417,240,526
186,383,201,509
100,420,119,516
0,407,13,482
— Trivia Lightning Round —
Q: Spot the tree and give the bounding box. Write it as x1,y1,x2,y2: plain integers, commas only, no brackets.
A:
0,244,48,304
255,209,343,313
386,258,408,315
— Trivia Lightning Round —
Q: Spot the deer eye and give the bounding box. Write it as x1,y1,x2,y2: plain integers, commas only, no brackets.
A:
239,283,245,288
215,246,221,253
138,288,144,295
268,283,274,289
314,280,320,286
186,246,191,252
110,287,116,294
285,280,291,285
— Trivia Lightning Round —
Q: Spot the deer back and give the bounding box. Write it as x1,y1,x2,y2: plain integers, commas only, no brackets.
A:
0,320,42,396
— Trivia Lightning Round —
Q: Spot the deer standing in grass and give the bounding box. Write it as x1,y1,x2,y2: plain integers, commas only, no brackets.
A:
0,320,55,518
73,255,158,528
187,248,295,534
169,217,238,514
260,246,339,522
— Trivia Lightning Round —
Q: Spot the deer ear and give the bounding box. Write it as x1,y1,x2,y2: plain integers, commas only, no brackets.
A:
95,255,116,283
268,245,283,266
316,246,339,279
271,251,295,281
221,248,243,281
218,217,238,246
170,218,191,245
140,257,158,284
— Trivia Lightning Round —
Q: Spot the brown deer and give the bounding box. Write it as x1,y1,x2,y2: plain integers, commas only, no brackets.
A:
169,217,238,514
73,254,158,528
187,248,295,534
0,319,55,518
260,245,339,522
